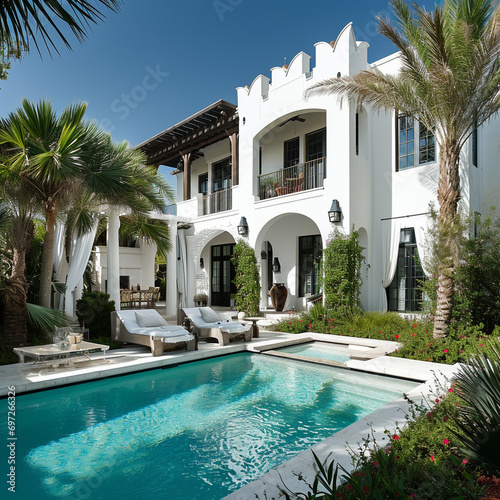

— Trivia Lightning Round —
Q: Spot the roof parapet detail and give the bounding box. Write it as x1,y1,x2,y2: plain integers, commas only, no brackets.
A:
237,23,370,103
237,74,270,100
270,51,311,88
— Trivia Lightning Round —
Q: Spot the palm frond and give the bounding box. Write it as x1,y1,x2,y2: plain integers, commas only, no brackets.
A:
0,0,121,56
119,215,172,258
452,338,500,469
26,302,69,334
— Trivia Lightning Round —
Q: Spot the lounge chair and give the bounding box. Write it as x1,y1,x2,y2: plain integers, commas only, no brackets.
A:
111,309,196,356
182,307,252,346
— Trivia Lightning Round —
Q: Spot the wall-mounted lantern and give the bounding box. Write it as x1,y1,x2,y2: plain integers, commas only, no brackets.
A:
328,199,342,223
237,216,248,236
272,257,281,273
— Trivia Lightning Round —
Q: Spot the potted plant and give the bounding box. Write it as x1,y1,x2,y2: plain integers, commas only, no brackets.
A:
193,293,208,307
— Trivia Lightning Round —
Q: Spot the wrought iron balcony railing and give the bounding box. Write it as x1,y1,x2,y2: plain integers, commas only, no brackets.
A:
258,156,326,200
202,187,233,215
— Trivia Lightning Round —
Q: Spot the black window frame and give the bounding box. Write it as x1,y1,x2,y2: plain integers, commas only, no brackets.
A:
298,234,322,298
212,157,232,193
198,172,208,195
397,115,436,171
387,228,426,312
472,123,478,168
305,127,326,162
284,137,300,169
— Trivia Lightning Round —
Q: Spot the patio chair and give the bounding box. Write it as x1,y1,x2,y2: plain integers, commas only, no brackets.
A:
182,307,252,346
111,309,196,356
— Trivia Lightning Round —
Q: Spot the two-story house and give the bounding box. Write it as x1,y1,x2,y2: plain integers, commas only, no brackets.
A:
137,23,500,318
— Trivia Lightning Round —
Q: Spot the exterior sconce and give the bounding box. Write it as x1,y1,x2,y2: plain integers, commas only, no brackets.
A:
200,258,204,269
260,250,267,260
237,216,248,236
272,257,281,273
328,199,342,223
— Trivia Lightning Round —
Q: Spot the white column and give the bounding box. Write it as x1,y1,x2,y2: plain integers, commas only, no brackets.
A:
107,206,121,310
166,220,177,317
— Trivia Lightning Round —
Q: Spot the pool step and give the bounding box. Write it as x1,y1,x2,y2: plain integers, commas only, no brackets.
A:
249,337,314,353
262,350,348,368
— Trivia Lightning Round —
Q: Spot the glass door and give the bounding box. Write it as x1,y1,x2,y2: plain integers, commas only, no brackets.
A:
211,243,235,306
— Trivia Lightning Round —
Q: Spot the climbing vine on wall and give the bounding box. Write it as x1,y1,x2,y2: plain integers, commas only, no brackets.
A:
231,239,261,316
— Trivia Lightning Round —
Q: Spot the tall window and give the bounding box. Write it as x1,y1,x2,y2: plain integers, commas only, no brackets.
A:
306,128,326,161
284,137,300,168
198,173,208,195
387,228,425,312
266,241,273,292
212,157,232,192
298,235,322,297
398,116,435,170
472,124,478,167
355,113,359,156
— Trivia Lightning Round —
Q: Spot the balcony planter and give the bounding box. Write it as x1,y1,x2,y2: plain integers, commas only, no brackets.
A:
270,283,288,311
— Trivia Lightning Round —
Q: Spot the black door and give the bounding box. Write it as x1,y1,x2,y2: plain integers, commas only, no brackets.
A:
211,244,235,306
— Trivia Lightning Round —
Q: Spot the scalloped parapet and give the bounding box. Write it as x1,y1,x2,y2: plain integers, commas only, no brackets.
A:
237,74,270,100
237,22,369,104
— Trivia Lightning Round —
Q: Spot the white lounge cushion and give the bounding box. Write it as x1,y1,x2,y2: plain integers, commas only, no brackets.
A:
200,308,224,324
135,310,167,328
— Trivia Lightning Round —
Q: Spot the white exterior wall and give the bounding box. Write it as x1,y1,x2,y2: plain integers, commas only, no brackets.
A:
170,23,500,314
94,241,157,293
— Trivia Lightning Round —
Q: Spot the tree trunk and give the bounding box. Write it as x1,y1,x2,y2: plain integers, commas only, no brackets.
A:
1,276,29,345
433,142,461,339
1,217,33,345
39,199,57,308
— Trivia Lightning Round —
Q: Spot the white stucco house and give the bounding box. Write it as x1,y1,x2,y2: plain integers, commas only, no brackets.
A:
128,23,500,319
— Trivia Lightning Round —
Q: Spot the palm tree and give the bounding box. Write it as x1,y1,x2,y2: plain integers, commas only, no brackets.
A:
66,134,174,257
0,99,90,307
0,99,174,310
0,0,120,55
0,168,39,343
305,0,500,338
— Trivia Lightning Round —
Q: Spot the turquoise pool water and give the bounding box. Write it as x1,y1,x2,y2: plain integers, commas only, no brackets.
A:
276,342,353,363
1,353,417,500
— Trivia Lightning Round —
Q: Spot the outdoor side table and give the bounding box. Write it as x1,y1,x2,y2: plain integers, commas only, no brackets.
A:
243,317,263,338
14,341,109,366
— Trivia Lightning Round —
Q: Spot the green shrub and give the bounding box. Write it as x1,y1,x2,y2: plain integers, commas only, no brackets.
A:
271,310,493,365
454,214,500,334
322,228,364,312
452,337,500,471
76,291,115,339
159,278,166,300
231,239,261,316
421,211,500,334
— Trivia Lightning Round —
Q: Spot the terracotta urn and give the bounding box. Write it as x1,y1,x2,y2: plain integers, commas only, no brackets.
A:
270,283,288,311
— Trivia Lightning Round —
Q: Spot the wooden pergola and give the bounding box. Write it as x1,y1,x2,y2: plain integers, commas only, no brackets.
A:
136,100,239,201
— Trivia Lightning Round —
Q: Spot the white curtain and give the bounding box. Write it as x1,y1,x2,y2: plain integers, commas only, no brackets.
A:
412,215,432,277
379,218,403,310
53,222,66,281
176,230,188,308
64,221,99,317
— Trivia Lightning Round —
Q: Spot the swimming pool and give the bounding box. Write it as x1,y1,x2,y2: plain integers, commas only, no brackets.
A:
1,353,417,499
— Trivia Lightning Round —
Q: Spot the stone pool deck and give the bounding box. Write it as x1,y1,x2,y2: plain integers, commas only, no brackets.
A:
0,328,460,499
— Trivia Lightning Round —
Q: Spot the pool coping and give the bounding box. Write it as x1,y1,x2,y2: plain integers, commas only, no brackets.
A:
1,331,461,499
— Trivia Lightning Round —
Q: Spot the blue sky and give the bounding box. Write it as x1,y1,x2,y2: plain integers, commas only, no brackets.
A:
0,0,436,152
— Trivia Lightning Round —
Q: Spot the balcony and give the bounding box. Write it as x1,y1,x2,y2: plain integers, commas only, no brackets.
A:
258,157,326,200
202,187,233,215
